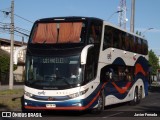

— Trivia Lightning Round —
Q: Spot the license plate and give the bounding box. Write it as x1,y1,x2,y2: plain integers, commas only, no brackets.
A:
46,104,56,108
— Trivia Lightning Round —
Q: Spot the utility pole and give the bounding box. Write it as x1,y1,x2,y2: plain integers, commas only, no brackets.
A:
130,0,135,33
9,0,14,90
118,0,127,29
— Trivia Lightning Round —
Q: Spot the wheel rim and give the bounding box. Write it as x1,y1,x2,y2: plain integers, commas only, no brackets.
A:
138,88,142,100
134,90,138,103
97,94,103,111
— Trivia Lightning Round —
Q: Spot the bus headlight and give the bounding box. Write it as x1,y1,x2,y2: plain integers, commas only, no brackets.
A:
25,91,33,98
68,88,89,99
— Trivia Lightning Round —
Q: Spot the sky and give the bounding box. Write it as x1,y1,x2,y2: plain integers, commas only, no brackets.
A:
0,0,160,55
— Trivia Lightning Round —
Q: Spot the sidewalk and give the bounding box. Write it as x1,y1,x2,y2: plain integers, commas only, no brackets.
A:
0,85,24,90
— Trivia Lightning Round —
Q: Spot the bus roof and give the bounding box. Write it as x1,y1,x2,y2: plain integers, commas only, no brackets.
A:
35,16,103,23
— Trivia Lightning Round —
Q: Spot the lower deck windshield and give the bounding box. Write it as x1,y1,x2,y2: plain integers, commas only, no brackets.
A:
26,55,82,89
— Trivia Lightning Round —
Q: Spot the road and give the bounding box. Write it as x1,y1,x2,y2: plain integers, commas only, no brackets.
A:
1,86,159,120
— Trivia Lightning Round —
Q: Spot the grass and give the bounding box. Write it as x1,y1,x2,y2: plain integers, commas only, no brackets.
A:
0,89,24,96
0,89,24,111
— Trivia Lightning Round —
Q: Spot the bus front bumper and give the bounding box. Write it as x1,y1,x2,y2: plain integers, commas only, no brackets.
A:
24,99,91,111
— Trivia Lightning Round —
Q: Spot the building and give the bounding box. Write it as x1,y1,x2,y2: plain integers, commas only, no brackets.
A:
0,38,27,84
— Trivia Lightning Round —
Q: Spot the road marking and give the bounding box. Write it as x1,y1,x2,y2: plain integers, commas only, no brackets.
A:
102,112,124,118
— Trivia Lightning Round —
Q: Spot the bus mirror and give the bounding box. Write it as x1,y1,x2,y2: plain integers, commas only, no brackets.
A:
81,45,94,65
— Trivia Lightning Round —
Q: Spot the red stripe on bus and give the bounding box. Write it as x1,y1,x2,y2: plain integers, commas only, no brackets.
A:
135,63,146,76
111,82,131,94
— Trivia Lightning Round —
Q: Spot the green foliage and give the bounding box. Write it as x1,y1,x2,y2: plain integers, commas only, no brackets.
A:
0,55,17,74
136,31,142,36
136,31,145,38
0,55,10,73
149,50,160,74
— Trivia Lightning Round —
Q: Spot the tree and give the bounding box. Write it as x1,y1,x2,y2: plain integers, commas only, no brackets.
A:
0,49,17,83
0,55,10,73
149,50,160,75
136,31,142,36
0,55,10,83
136,31,145,38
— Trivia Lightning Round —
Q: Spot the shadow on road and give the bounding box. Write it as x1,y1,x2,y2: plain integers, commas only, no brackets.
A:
149,86,160,93
0,104,10,111
135,105,160,112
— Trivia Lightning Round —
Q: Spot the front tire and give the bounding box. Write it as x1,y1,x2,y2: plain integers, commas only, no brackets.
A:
129,87,138,105
92,90,105,114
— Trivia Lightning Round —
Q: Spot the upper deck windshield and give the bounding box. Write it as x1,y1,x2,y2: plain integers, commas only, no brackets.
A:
29,21,86,44
26,55,82,90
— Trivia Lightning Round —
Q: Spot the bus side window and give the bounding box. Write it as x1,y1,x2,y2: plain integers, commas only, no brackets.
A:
88,23,102,44
103,26,113,50
121,32,126,50
143,40,148,55
89,25,96,44
129,35,134,52
138,38,142,54
134,37,138,53
85,48,95,83
118,32,123,49
125,33,129,51
113,29,118,48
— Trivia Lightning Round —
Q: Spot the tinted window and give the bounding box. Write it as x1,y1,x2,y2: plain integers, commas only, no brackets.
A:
142,40,148,55
125,33,130,51
103,25,148,55
113,29,119,48
129,35,134,52
137,38,142,54
100,65,134,82
103,26,113,50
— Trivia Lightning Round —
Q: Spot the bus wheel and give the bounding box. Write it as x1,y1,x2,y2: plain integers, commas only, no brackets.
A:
130,87,138,105
92,91,104,114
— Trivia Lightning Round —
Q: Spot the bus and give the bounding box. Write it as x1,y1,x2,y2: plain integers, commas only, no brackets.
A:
23,16,148,112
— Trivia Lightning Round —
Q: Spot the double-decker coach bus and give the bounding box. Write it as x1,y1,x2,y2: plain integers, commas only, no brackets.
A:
23,16,148,112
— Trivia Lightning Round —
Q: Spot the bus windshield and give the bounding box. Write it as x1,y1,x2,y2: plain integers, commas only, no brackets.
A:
30,22,86,44
25,55,82,89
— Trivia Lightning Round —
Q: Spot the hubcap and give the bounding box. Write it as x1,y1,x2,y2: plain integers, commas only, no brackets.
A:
97,95,103,110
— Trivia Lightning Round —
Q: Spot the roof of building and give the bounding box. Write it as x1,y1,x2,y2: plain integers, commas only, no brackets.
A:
0,38,27,46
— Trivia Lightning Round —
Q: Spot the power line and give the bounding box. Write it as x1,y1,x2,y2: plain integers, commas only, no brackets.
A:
0,27,29,37
0,10,33,24
0,22,30,33
14,13,33,23
0,30,27,38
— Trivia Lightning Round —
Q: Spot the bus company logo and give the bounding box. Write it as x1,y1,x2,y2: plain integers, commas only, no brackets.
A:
38,91,46,95
107,52,112,60
133,56,137,61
